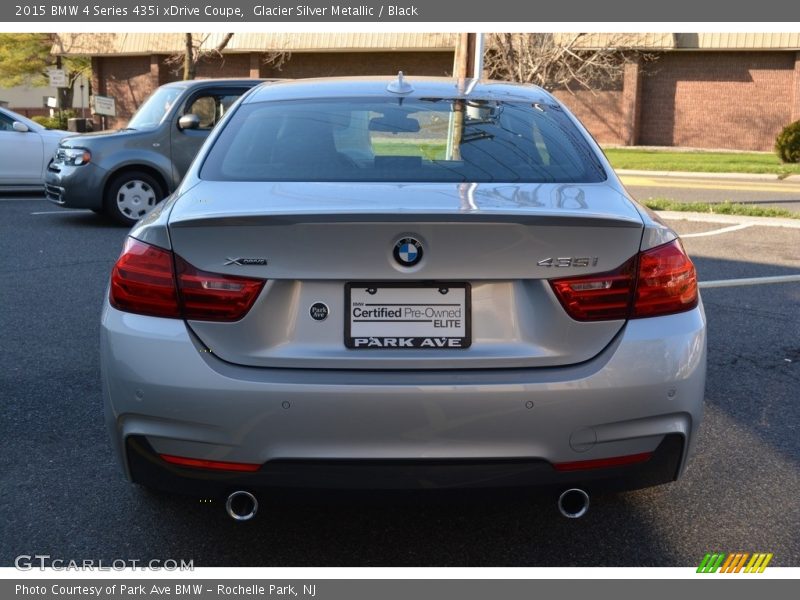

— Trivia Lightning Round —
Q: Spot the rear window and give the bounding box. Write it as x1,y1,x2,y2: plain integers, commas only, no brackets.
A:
200,98,606,183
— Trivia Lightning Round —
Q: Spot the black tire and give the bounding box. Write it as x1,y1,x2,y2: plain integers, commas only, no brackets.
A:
104,170,165,227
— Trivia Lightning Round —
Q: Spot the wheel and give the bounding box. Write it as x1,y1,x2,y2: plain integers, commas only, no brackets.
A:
104,170,165,227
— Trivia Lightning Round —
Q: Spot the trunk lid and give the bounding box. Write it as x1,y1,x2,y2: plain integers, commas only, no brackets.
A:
166,181,643,369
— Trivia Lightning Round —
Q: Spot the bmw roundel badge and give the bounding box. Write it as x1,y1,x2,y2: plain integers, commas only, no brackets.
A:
393,237,423,267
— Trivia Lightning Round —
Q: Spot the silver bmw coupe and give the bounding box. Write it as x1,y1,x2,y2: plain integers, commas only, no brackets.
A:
101,75,705,520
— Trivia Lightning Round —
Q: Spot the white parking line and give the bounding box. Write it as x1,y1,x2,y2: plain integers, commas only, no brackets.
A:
681,223,753,238
699,274,800,289
659,210,800,229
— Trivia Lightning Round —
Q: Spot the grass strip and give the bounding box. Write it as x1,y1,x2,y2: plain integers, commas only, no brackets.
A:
604,148,800,177
643,198,800,219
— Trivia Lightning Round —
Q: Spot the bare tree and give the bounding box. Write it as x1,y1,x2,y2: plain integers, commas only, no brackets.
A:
163,33,235,80
262,48,291,72
484,33,653,92
166,33,291,80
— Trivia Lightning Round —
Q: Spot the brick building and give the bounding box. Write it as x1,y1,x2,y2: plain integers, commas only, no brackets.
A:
52,33,457,130
552,33,800,151
52,32,800,151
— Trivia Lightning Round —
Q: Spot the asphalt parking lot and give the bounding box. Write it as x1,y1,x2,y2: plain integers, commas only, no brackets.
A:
1,196,798,567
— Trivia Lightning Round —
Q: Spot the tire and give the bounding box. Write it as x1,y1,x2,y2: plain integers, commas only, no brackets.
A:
104,170,165,227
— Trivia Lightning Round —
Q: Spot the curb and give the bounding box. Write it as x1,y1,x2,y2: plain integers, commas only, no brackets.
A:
615,169,785,181
656,210,800,228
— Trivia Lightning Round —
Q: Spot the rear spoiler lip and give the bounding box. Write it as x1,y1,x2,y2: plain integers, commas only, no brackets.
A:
168,210,644,229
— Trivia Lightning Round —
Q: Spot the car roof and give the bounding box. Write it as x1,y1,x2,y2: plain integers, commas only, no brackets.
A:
245,76,553,104
160,78,266,90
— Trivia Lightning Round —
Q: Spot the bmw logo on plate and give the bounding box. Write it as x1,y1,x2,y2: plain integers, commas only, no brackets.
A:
393,237,423,267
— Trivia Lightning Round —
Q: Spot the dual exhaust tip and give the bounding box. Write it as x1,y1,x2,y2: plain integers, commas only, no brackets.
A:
558,488,590,519
224,488,589,521
225,490,258,521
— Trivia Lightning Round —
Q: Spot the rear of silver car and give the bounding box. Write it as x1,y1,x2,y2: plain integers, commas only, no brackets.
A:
100,79,705,516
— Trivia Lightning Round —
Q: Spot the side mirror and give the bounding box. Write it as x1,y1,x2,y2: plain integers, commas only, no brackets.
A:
178,114,201,131
12,121,29,133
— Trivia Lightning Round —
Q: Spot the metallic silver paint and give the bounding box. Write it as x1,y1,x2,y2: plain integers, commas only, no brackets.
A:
101,77,706,490
101,300,706,478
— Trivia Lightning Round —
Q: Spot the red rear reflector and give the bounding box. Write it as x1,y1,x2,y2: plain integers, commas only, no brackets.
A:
159,454,261,473
632,239,698,318
553,451,653,472
109,237,265,321
110,238,180,318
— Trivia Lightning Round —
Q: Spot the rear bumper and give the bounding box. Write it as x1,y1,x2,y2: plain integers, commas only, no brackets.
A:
126,433,685,496
101,301,706,496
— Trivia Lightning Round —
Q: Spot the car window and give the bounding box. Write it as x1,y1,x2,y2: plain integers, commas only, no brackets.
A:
185,93,244,130
128,86,184,129
0,112,17,131
200,98,606,184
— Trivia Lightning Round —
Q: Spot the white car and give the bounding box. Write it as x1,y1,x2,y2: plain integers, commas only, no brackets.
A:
0,107,69,191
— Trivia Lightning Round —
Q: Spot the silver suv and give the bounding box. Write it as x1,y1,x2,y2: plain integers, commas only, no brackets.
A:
45,79,262,226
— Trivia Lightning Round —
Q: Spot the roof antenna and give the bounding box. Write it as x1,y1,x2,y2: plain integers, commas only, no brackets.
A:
387,71,413,94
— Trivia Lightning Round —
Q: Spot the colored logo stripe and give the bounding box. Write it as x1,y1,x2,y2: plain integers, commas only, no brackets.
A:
744,553,773,573
697,553,726,573
697,552,773,573
720,553,749,573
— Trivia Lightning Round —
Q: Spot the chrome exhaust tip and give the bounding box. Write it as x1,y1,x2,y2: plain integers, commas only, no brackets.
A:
225,490,258,521
557,488,590,519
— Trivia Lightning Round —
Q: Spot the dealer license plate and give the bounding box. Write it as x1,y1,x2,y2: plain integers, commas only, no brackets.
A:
345,282,471,349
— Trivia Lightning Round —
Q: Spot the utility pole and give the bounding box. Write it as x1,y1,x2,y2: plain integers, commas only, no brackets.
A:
449,33,483,161
55,54,63,126
452,33,477,81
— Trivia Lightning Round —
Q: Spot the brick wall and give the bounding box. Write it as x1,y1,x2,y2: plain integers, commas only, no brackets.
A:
263,51,453,78
640,51,796,151
10,107,51,119
91,50,799,150
92,55,158,129
553,89,626,145
92,51,453,128
793,52,800,122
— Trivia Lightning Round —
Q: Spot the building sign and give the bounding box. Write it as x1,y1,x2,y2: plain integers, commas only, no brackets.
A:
93,95,116,117
48,69,67,88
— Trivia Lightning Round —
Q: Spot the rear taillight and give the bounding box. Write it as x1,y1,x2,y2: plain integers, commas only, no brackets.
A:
110,238,265,321
632,239,698,318
550,259,635,321
176,256,265,322
551,239,697,321
110,238,180,318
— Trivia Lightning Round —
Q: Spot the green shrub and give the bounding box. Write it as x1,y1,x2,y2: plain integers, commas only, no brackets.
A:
31,115,61,129
775,120,800,163
30,110,79,130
